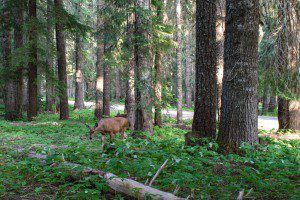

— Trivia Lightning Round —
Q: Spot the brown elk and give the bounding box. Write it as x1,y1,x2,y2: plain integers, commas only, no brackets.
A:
86,117,129,142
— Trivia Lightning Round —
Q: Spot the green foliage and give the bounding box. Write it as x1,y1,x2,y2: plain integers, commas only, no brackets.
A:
0,108,299,199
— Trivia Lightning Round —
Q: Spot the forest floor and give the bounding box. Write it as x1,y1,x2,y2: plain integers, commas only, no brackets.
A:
69,100,279,130
1,106,299,199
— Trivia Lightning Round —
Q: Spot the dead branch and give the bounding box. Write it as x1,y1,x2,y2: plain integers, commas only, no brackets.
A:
149,159,169,187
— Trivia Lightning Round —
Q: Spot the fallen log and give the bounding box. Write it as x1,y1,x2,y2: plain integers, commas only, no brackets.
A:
20,148,184,200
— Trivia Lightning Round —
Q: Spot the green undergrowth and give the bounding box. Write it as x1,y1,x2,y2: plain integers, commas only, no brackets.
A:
0,108,299,199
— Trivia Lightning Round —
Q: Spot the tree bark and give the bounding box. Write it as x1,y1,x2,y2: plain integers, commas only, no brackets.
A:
278,97,290,129
94,0,104,120
125,13,135,130
192,0,217,139
134,0,153,134
55,0,69,120
262,95,270,115
3,0,15,120
27,0,38,121
268,96,277,112
185,26,193,109
216,0,225,126
45,0,55,112
154,1,165,127
103,45,110,116
277,0,299,130
74,3,85,110
262,83,270,115
115,69,121,103
13,1,24,117
217,0,259,153
289,101,300,130
175,0,183,124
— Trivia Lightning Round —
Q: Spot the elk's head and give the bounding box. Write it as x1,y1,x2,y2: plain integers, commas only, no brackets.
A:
86,123,98,140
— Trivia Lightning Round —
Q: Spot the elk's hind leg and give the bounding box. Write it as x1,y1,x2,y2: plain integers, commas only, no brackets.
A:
101,134,105,149
109,132,114,142
121,127,127,139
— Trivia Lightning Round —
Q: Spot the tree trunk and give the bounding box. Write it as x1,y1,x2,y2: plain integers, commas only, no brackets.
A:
175,0,183,124
94,0,104,119
27,0,38,121
289,101,300,130
115,69,121,103
217,0,259,153
276,0,299,130
134,0,153,134
192,0,217,139
103,45,110,117
185,26,193,109
216,0,225,126
55,0,69,120
268,96,277,112
262,83,270,115
3,1,16,120
74,3,85,110
154,1,165,127
125,13,135,130
45,0,55,112
13,1,24,117
278,97,290,129
262,95,270,115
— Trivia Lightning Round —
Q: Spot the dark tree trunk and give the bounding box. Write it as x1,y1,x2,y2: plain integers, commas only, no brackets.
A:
154,1,164,127
45,0,55,112
94,0,104,120
262,96,270,115
125,13,135,130
115,69,121,103
134,0,153,134
3,0,18,120
262,83,270,115
154,49,163,127
175,0,183,124
217,0,259,153
55,0,69,120
103,46,110,117
22,77,29,111
27,0,38,121
74,3,85,110
185,26,193,108
277,0,299,131
192,0,217,139
13,1,24,117
278,97,290,129
268,96,277,112
216,0,225,126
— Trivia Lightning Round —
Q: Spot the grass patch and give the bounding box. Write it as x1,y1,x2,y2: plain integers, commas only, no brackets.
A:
0,108,298,199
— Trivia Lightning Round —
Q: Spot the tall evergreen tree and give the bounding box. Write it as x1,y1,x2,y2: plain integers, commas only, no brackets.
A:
94,0,104,119
192,0,217,139
175,0,183,124
154,0,165,127
45,0,55,112
217,0,259,153
28,0,38,121
74,2,85,110
55,0,69,120
103,45,110,116
134,0,153,134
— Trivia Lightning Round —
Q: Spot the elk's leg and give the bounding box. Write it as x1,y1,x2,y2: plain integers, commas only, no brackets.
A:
109,132,114,142
121,128,127,139
101,134,105,149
